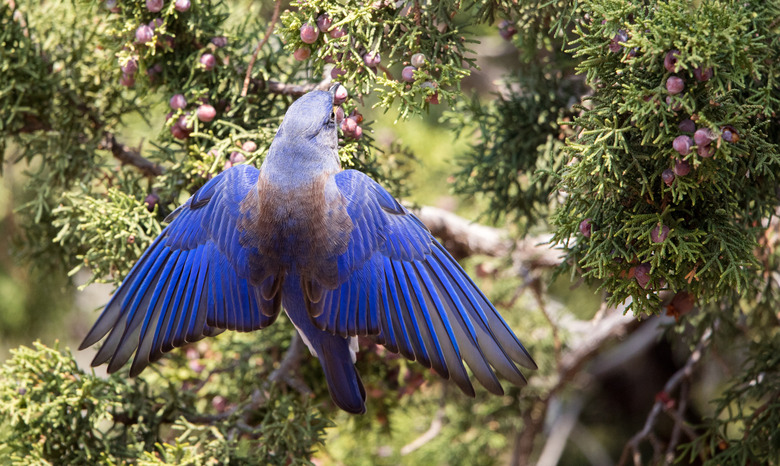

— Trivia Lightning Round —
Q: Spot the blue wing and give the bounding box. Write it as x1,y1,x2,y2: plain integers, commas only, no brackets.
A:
311,170,537,396
79,165,281,376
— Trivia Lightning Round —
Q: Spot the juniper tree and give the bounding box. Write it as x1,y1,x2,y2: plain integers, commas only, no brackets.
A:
1,0,778,464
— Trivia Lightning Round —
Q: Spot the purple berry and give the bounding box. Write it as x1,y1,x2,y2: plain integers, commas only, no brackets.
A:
498,20,517,41
294,48,311,61
678,119,695,133
120,73,135,87
170,124,189,139
105,0,117,10
329,26,346,39
197,104,216,122
674,159,691,176
170,94,187,110
662,169,675,186
348,109,363,124
672,136,693,155
665,96,682,111
300,24,319,44
176,114,192,131
693,66,713,82
200,53,216,70
721,125,739,143
693,128,714,146
160,34,174,49
651,224,669,243
341,117,357,134
147,62,163,79
333,84,348,105
579,218,593,238
174,0,190,11
121,58,138,76
352,125,363,139
242,141,257,152
634,263,651,289
316,14,332,32
666,76,684,94
609,30,628,53
144,193,159,212
363,51,381,67
330,66,346,79
664,49,680,73
673,135,693,155
697,144,715,158
146,0,163,12
410,53,426,68
211,36,228,48
148,18,164,30
212,395,228,412
421,81,439,104
135,25,154,44
402,66,416,82
230,151,246,164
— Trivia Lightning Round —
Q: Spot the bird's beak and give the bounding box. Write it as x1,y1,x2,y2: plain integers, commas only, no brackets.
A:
329,82,341,96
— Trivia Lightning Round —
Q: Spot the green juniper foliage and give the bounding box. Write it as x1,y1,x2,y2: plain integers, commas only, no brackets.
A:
0,334,329,465
1,0,780,464
551,0,780,314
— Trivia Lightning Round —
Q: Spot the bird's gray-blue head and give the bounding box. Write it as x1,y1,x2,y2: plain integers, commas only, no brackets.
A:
274,87,339,152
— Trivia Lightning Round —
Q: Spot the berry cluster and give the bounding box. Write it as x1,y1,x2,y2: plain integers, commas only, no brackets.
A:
223,141,256,170
166,93,221,140
658,49,740,186
340,107,363,140
109,0,228,89
291,12,441,105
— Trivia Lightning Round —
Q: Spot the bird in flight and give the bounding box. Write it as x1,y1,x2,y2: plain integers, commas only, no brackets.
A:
80,84,536,414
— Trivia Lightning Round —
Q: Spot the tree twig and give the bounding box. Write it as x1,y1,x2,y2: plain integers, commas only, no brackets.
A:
184,332,309,425
617,323,716,466
241,0,282,97
400,386,447,455
266,332,311,395
99,132,164,177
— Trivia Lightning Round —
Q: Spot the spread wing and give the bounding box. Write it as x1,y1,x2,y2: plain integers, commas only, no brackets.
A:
79,165,282,376
309,169,536,396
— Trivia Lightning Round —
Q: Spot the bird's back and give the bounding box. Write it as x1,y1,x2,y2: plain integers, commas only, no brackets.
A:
238,166,352,290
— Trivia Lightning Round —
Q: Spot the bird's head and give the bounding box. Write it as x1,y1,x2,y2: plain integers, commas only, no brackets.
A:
275,85,340,151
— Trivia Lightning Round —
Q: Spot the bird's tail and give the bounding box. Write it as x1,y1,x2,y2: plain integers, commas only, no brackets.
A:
283,280,366,414
316,336,366,414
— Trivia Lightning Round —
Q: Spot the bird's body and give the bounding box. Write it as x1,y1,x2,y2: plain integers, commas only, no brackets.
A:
80,87,535,414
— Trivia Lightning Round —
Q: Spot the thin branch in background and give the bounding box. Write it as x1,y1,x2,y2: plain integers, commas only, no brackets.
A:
570,422,615,466
266,332,312,396
536,396,585,466
533,286,562,368
242,0,282,97
617,323,716,466
664,380,690,463
99,132,164,177
400,385,447,455
184,332,309,426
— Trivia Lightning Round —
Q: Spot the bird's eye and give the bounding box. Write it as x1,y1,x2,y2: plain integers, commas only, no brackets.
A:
329,110,336,122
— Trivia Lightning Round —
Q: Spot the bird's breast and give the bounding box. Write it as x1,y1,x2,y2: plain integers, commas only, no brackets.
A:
238,171,352,288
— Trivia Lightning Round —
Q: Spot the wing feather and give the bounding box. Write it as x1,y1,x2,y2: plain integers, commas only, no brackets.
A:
80,166,282,375
309,169,535,395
